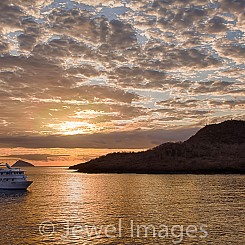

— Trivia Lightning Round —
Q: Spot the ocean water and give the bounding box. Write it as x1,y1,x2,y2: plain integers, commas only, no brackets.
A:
0,167,244,244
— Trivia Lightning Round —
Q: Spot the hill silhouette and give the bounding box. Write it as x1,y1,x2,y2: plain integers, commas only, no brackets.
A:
12,160,35,167
70,120,245,174
187,120,245,144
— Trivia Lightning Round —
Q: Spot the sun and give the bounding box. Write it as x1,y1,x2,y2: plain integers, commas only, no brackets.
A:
47,121,97,135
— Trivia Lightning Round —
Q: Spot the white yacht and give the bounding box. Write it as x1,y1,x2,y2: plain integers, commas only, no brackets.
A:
0,163,33,190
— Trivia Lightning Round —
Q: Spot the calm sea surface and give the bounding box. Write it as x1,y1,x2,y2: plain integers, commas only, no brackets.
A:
0,167,244,244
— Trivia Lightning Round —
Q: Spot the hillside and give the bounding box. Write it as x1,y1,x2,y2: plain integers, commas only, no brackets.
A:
12,160,35,167
70,120,245,174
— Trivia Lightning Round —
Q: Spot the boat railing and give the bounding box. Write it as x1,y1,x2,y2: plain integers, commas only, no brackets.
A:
0,163,21,170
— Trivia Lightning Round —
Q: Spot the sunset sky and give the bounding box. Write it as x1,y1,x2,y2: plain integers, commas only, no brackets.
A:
0,0,244,166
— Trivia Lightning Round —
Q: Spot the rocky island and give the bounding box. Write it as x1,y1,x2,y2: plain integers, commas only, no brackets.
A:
70,120,245,174
12,160,35,167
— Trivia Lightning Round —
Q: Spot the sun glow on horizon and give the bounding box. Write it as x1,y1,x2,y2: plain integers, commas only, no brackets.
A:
0,147,144,166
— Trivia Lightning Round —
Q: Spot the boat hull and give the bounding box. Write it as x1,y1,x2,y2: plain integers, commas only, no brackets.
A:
0,180,33,190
